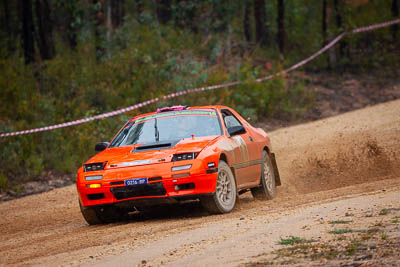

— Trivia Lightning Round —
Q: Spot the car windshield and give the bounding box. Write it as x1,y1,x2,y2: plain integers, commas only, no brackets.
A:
109,110,222,148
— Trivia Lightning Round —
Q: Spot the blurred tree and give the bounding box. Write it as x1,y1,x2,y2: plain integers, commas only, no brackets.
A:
254,0,268,46
392,0,399,41
322,0,328,46
92,0,105,61
53,0,82,50
277,0,285,56
155,0,172,24
2,0,14,53
334,0,347,59
243,0,251,42
111,0,124,28
20,0,35,64
136,0,143,17
35,0,55,60
172,0,198,32
322,0,336,67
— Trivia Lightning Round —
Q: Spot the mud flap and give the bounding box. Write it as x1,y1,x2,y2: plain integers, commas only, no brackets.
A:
270,153,281,186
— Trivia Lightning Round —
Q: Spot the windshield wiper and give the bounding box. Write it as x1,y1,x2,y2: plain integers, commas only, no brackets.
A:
154,117,160,142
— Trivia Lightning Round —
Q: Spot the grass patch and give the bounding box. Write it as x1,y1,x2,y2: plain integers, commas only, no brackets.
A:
329,220,352,225
345,239,362,256
367,227,381,234
391,219,399,223
359,227,381,241
276,243,339,260
381,233,388,240
278,236,314,245
379,209,390,215
329,229,364,234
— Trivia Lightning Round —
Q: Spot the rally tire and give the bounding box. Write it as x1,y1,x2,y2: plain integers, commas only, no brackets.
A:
79,200,127,225
201,161,237,214
251,151,276,200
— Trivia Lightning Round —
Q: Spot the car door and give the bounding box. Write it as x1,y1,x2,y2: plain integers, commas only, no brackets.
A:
221,109,261,189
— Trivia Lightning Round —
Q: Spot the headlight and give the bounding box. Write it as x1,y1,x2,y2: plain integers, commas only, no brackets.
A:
171,164,192,171
84,162,106,172
172,152,199,161
85,175,103,181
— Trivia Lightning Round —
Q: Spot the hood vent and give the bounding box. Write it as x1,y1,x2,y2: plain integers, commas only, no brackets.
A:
133,140,180,152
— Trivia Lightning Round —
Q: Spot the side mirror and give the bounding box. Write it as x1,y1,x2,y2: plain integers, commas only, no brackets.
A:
227,125,246,136
95,142,109,152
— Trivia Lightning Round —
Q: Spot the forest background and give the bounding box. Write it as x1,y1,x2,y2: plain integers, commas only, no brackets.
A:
0,0,399,193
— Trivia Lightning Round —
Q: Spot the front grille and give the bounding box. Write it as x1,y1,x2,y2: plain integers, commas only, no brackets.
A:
110,181,124,185
148,176,162,182
87,193,105,200
175,183,195,191
110,182,166,200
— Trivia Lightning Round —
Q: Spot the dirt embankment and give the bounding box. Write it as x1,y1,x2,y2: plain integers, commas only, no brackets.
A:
0,99,399,266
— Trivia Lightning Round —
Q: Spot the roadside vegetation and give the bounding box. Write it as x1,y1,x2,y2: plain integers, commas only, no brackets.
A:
0,1,399,192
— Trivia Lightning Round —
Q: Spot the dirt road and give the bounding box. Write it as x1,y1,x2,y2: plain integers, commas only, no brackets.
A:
0,100,399,266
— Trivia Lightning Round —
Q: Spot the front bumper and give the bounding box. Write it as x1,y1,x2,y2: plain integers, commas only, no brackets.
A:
77,171,218,207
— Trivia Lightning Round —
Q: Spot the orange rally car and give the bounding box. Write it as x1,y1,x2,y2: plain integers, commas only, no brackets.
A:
77,105,281,225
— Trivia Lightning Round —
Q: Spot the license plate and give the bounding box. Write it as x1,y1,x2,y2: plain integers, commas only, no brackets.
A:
125,178,147,186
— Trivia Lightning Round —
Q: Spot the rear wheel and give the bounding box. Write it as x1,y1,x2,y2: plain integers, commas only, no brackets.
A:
201,161,237,214
79,200,127,225
251,151,276,200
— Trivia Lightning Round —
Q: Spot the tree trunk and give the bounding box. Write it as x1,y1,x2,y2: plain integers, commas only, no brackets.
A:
243,1,251,42
92,0,105,61
61,1,78,50
254,0,267,46
3,0,14,53
322,0,327,46
322,0,336,68
136,0,143,17
111,0,123,28
106,0,111,58
334,0,346,59
392,0,399,41
35,0,55,60
334,0,342,30
156,0,172,24
20,0,35,64
277,0,285,56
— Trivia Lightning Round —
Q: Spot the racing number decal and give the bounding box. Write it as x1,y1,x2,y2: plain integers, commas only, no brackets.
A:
232,136,249,162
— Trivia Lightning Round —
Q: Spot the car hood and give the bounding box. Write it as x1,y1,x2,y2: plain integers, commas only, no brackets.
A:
86,135,220,168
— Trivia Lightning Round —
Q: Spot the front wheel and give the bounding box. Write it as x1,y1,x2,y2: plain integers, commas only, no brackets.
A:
201,161,237,214
79,200,127,225
251,151,276,200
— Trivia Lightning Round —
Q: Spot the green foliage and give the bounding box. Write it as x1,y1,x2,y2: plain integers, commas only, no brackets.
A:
379,209,390,215
278,236,314,245
329,220,352,225
0,173,8,192
329,229,364,234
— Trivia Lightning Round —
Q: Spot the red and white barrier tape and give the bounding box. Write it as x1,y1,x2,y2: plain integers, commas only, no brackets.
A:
1,19,399,138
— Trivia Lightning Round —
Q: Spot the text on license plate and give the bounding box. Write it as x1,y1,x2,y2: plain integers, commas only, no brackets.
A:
125,178,147,186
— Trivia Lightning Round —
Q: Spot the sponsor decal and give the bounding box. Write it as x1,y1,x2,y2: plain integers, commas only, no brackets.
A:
135,110,217,123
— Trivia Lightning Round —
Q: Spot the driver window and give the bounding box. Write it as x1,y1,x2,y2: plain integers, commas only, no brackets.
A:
225,116,241,128
222,110,243,129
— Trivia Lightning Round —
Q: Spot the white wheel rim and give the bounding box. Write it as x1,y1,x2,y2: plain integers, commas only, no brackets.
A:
264,158,273,192
216,170,233,205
